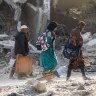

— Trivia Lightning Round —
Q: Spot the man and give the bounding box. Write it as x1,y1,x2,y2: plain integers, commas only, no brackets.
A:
9,25,29,79
66,21,90,81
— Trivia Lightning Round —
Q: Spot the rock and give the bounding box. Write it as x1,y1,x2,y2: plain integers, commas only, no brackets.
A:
7,93,22,96
77,85,85,90
73,91,91,96
25,80,33,85
46,91,55,96
33,81,47,93
71,83,78,86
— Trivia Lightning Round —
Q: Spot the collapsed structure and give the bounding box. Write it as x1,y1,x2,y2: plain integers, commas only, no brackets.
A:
0,0,48,45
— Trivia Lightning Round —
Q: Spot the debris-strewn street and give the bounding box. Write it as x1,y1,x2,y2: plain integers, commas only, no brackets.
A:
0,32,96,96
0,0,96,96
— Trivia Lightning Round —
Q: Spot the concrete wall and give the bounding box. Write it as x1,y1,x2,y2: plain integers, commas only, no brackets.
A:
0,0,2,4
51,9,79,34
50,0,86,34
52,0,86,11
23,3,39,45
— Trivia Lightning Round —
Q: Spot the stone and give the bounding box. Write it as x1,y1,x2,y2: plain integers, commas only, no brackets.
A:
33,81,47,93
25,80,33,85
77,85,85,90
7,93,22,96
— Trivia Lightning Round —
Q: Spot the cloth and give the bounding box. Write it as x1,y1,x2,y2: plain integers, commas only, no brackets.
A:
15,32,29,55
41,31,57,71
69,27,84,70
36,32,49,51
67,64,85,78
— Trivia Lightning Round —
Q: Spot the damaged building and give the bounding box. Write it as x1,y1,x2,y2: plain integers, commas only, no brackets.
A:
0,0,87,45
51,0,86,34
0,0,48,45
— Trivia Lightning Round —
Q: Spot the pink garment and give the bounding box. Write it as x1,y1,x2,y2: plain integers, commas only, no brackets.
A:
36,33,50,51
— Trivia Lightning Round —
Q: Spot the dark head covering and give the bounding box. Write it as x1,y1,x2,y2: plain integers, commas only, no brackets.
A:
77,21,86,27
47,21,57,32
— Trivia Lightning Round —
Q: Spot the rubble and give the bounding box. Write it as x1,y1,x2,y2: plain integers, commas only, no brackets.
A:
86,39,96,46
33,81,47,93
77,85,85,90
82,32,92,43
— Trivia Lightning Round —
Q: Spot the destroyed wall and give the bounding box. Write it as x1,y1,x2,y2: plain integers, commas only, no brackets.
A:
22,1,47,45
50,0,86,34
0,0,2,4
56,0,85,11
80,0,96,34
0,1,17,34
22,3,39,45
0,0,47,45
28,0,43,7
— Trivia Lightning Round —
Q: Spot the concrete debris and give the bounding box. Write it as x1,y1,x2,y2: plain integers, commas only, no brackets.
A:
33,81,47,93
56,66,67,76
0,34,9,39
82,32,92,44
77,85,85,90
7,93,22,96
4,0,22,21
13,0,27,3
86,39,96,46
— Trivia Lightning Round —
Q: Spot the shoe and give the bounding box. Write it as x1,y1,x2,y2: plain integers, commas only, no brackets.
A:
54,71,60,77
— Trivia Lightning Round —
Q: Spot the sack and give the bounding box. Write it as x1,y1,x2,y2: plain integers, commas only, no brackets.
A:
15,55,33,75
63,41,80,59
8,58,16,68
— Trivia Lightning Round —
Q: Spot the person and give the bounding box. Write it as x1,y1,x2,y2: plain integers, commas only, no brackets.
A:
40,21,58,74
66,21,90,81
9,25,29,79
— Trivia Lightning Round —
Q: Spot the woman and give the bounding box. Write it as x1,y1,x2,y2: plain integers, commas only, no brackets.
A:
66,21,90,81
41,22,58,74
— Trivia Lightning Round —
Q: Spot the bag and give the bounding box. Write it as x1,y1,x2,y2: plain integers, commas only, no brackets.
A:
15,55,33,75
63,41,80,59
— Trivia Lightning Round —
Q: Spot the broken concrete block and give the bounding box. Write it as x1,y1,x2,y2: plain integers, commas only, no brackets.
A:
77,85,85,90
25,80,33,85
33,81,47,93
7,93,22,96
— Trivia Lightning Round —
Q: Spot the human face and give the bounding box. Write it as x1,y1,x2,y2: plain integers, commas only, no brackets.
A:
21,28,29,33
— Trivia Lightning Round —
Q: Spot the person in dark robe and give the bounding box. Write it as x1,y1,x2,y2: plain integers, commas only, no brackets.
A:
9,25,29,79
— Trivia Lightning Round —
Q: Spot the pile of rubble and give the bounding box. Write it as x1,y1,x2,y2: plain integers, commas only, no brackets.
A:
82,32,96,72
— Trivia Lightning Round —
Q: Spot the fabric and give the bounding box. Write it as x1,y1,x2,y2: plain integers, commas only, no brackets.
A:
36,32,49,51
15,32,29,55
41,31,57,71
67,64,85,78
20,25,28,30
68,27,84,70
